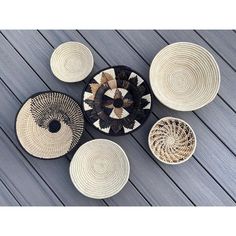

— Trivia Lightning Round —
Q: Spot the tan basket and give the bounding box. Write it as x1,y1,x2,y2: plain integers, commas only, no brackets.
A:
148,117,196,164
15,91,84,159
150,42,220,111
70,139,130,199
50,41,94,83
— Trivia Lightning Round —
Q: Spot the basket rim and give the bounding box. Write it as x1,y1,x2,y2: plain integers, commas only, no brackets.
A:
149,42,221,111
50,41,94,83
148,116,197,165
15,90,85,160
69,138,130,199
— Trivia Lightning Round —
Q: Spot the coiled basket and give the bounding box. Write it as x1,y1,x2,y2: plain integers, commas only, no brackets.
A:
148,117,196,164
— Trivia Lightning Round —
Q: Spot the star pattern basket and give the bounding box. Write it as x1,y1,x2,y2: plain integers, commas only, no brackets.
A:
83,66,152,136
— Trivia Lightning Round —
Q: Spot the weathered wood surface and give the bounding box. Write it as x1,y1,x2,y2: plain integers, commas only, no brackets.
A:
0,30,235,206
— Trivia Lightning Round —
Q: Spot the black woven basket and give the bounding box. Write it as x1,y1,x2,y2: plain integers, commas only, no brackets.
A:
82,65,152,136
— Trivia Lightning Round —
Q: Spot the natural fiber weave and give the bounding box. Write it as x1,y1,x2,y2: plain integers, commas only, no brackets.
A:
83,66,151,136
150,42,220,111
70,139,130,199
50,41,94,82
148,117,196,164
16,91,84,159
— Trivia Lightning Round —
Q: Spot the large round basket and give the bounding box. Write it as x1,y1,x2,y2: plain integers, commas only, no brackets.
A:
70,139,130,199
82,66,152,136
15,91,84,159
50,41,94,83
148,117,196,165
149,42,220,111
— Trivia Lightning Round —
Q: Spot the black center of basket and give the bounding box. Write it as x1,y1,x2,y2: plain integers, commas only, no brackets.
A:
113,98,123,108
48,120,61,133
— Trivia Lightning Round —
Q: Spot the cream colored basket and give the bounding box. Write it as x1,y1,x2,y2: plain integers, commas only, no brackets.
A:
148,117,196,165
50,41,94,83
150,42,220,111
70,139,130,199
15,91,84,159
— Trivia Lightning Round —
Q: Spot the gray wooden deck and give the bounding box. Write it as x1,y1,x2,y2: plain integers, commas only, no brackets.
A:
0,30,235,206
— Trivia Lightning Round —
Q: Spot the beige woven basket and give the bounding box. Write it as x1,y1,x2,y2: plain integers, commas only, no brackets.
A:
150,42,220,111
50,41,94,83
70,139,130,199
148,117,196,165
15,91,84,159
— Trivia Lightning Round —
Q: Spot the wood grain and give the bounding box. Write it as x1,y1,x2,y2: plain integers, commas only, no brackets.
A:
0,30,235,206
117,30,236,201
0,30,192,206
197,30,236,71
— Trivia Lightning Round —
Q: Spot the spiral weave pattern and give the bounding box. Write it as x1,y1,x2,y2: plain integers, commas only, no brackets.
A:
16,92,84,159
148,117,196,164
70,139,130,199
150,42,220,111
50,41,94,82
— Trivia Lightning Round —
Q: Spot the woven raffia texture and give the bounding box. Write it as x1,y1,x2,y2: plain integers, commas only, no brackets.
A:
16,92,84,159
83,66,151,136
148,117,196,164
150,42,220,111
70,139,130,199
50,41,94,82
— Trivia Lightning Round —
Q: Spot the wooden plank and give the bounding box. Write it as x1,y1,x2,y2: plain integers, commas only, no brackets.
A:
116,30,236,201
115,30,236,155
0,128,63,206
156,30,236,111
155,30,236,153
86,116,235,206
197,30,236,71
41,30,235,205
152,100,236,198
67,132,149,206
0,81,104,206
134,113,236,205
105,181,149,206
0,179,20,206
0,31,150,206
77,30,236,204
4,29,193,205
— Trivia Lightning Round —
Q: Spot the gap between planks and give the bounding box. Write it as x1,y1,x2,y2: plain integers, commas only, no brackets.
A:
0,32,151,206
78,29,236,203
154,30,236,158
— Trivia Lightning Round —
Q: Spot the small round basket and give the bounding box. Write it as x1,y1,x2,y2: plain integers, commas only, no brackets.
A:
148,117,196,165
15,91,84,159
50,41,94,83
70,139,130,199
149,42,220,111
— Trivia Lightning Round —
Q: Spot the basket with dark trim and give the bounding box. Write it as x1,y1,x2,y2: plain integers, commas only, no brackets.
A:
82,66,152,136
15,91,84,159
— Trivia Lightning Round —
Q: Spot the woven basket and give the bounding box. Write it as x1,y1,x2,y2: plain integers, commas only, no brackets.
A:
83,66,152,136
150,42,220,111
15,91,84,159
148,117,196,164
50,41,94,83
70,139,130,199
